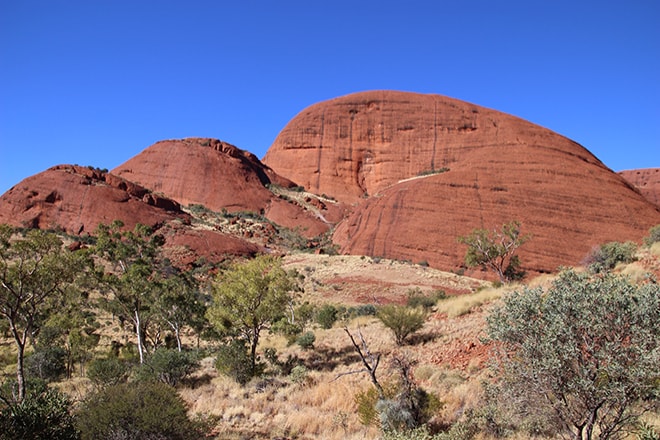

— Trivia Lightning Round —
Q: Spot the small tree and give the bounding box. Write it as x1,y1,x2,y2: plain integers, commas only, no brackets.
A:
95,221,165,364
486,270,660,440
377,305,426,345
0,225,90,402
458,220,529,283
207,255,295,377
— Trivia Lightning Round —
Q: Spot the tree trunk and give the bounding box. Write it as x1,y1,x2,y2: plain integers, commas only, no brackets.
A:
9,320,28,402
15,341,26,402
135,309,145,364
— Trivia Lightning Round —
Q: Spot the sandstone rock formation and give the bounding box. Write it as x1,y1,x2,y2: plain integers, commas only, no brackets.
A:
0,165,259,265
113,138,338,238
265,90,660,276
0,165,188,234
619,168,660,208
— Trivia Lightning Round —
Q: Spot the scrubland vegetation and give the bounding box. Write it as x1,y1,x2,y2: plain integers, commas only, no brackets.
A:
1,222,659,439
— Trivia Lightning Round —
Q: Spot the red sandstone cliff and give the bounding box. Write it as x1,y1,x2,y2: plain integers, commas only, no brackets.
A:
264,90,660,276
113,138,338,238
619,168,660,208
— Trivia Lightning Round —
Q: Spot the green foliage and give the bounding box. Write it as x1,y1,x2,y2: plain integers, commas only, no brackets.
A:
215,340,257,385
288,365,310,385
486,270,660,440
207,255,295,374
316,303,339,329
0,387,78,440
645,224,660,246
135,348,199,387
0,225,91,401
95,221,167,364
406,288,446,310
585,240,637,273
25,346,67,383
86,357,130,388
638,423,660,440
76,381,200,440
457,220,529,283
296,331,316,349
377,305,426,345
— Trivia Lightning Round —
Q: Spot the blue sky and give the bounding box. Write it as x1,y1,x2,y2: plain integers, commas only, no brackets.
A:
1,1,658,195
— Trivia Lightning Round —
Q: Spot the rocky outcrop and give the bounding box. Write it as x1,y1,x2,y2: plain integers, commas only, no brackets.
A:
619,168,660,209
265,90,660,276
0,164,261,266
0,165,188,234
113,138,338,238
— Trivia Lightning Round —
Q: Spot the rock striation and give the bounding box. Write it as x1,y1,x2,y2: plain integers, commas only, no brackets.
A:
619,168,660,209
265,90,660,276
113,138,337,238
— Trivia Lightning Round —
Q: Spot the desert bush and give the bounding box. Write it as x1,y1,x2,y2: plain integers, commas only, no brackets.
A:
296,331,316,350
585,240,637,273
86,356,130,388
271,317,303,345
25,346,67,383
346,303,378,319
487,270,660,439
645,224,660,246
215,340,259,385
316,303,339,329
135,348,199,386
377,305,426,345
0,387,77,440
289,365,310,385
76,381,200,440
406,288,446,310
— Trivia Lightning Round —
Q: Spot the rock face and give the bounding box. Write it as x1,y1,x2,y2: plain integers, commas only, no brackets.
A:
265,90,660,276
0,165,260,265
0,165,188,234
113,138,336,238
619,168,660,209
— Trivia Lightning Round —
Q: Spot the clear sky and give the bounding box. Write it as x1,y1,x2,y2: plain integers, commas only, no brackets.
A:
1,1,658,195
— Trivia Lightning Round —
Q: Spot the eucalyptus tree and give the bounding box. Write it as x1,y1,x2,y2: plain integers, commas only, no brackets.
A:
0,225,91,402
458,220,529,283
207,255,295,375
95,221,166,364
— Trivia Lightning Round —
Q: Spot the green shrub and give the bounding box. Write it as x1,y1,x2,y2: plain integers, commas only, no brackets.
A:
406,288,445,310
25,346,67,383
0,387,77,440
644,224,660,246
377,305,426,345
289,365,310,385
296,331,316,349
86,357,130,388
585,241,637,272
135,349,199,386
271,317,303,345
215,340,258,385
76,381,200,440
316,304,339,329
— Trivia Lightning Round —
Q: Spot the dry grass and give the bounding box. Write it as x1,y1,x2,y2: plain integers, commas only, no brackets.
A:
434,286,507,318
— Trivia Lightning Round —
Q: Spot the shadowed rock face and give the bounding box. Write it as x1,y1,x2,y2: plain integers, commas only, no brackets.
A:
619,168,660,208
265,90,660,276
112,138,334,238
0,165,188,234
